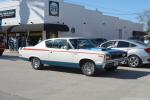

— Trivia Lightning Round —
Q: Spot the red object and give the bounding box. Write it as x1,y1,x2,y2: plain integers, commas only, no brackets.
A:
145,48,150,53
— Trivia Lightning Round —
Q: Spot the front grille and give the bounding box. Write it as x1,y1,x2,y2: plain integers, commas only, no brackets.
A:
110,54,124,59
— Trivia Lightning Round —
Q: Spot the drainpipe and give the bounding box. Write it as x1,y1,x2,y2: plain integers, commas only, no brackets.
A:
26,31,30,46
42,30,46,40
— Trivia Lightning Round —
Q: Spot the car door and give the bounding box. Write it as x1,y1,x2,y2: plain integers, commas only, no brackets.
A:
48,39,77,67
115,41,131,52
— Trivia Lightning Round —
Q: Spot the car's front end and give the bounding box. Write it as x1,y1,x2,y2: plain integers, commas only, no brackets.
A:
84,47,127,69
102,51,127,69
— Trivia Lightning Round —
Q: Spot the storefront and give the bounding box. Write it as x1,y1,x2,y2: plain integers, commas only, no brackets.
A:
0,0,143,49
0,23,69,48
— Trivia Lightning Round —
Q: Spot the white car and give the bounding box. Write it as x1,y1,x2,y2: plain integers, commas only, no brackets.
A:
19,38,127,76
100,40,150,67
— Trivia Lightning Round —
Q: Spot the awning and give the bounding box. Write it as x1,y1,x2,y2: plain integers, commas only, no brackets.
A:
0,23,69,33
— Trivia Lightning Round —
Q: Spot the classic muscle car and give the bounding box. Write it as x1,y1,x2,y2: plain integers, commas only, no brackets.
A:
19,37,127,76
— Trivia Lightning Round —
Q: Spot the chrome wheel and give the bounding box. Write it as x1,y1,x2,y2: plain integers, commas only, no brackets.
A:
128,55,141,68
81,61,96,76
31,58,42,70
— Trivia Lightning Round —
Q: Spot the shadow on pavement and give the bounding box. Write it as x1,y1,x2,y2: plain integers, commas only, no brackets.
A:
43,66,82,74
0,55,20,61
138,64,150,69
42,66,150,79
96,69,150,79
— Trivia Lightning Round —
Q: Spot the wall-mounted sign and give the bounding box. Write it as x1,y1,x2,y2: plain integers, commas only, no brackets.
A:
0,9,16,19
49,1,59,16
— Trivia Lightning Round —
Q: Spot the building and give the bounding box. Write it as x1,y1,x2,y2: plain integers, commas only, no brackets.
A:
0,0,143,47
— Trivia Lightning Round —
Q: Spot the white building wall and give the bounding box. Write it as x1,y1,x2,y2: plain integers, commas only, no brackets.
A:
0,0,143,40
20,0,45,24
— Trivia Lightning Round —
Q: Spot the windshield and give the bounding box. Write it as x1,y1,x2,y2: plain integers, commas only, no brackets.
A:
90,39,107,46
70,39,96,49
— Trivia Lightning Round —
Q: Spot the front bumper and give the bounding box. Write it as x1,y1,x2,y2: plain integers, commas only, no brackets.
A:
97,58,128,69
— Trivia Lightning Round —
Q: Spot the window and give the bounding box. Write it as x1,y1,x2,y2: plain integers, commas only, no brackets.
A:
45,40,53,48
117,41,130,48
101,41,116,48
70,39,95,49
134,40,147,46
53,39,68,49
45,39,71,49
130,43,137,47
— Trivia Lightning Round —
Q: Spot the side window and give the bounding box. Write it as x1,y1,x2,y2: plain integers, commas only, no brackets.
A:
70,39,77,49
130,43,137,47
101,41,116,48
117,41,130,48
53,39,69,49
45,40,53,48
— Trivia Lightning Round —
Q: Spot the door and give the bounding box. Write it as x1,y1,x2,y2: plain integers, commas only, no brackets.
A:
46,39,77,67
115,41,131,52
46,32,58,39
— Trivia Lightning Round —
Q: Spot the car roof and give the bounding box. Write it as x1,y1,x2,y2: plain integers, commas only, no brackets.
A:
45,37,90,40
105,39,148,47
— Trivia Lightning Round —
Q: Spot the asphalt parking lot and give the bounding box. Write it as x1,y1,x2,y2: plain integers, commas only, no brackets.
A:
0,51,150,100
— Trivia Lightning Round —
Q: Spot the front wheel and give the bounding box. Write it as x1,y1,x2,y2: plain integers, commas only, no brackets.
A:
128,55,142,68
31,57,43,70
81,61,96,76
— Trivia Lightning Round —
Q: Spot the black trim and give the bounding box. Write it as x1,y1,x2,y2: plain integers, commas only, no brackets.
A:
0,23,69,33
44,24,69,32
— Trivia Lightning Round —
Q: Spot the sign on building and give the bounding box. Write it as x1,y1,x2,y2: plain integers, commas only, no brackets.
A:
0,9,16,19
49,1,59,16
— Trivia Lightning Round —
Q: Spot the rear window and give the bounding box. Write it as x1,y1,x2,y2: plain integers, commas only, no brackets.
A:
134,40,148,46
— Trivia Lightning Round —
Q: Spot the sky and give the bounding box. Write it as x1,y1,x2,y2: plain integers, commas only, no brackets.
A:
0,0,150,23
64,0,150,23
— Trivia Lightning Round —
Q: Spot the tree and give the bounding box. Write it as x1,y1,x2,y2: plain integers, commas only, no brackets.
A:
138,10,150,34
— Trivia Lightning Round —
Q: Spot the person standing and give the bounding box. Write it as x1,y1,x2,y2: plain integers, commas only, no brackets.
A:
38,37,42,43
9,37,14,51
13,36,17,51
144,35,150,45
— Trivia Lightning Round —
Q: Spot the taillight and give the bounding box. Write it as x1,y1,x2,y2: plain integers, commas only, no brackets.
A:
145,48,150,53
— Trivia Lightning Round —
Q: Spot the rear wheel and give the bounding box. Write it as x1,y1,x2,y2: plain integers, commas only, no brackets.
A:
128,55,142,68
81,61,96,76
31,57,43,70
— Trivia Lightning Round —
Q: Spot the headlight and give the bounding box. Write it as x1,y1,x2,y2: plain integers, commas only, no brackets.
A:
106,55,111,60
122,53,127,57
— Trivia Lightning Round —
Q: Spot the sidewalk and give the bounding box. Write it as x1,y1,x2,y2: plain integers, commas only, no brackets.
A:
3,49,19,56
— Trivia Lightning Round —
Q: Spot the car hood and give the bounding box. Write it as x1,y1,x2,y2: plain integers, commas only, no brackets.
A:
84,47,126,55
